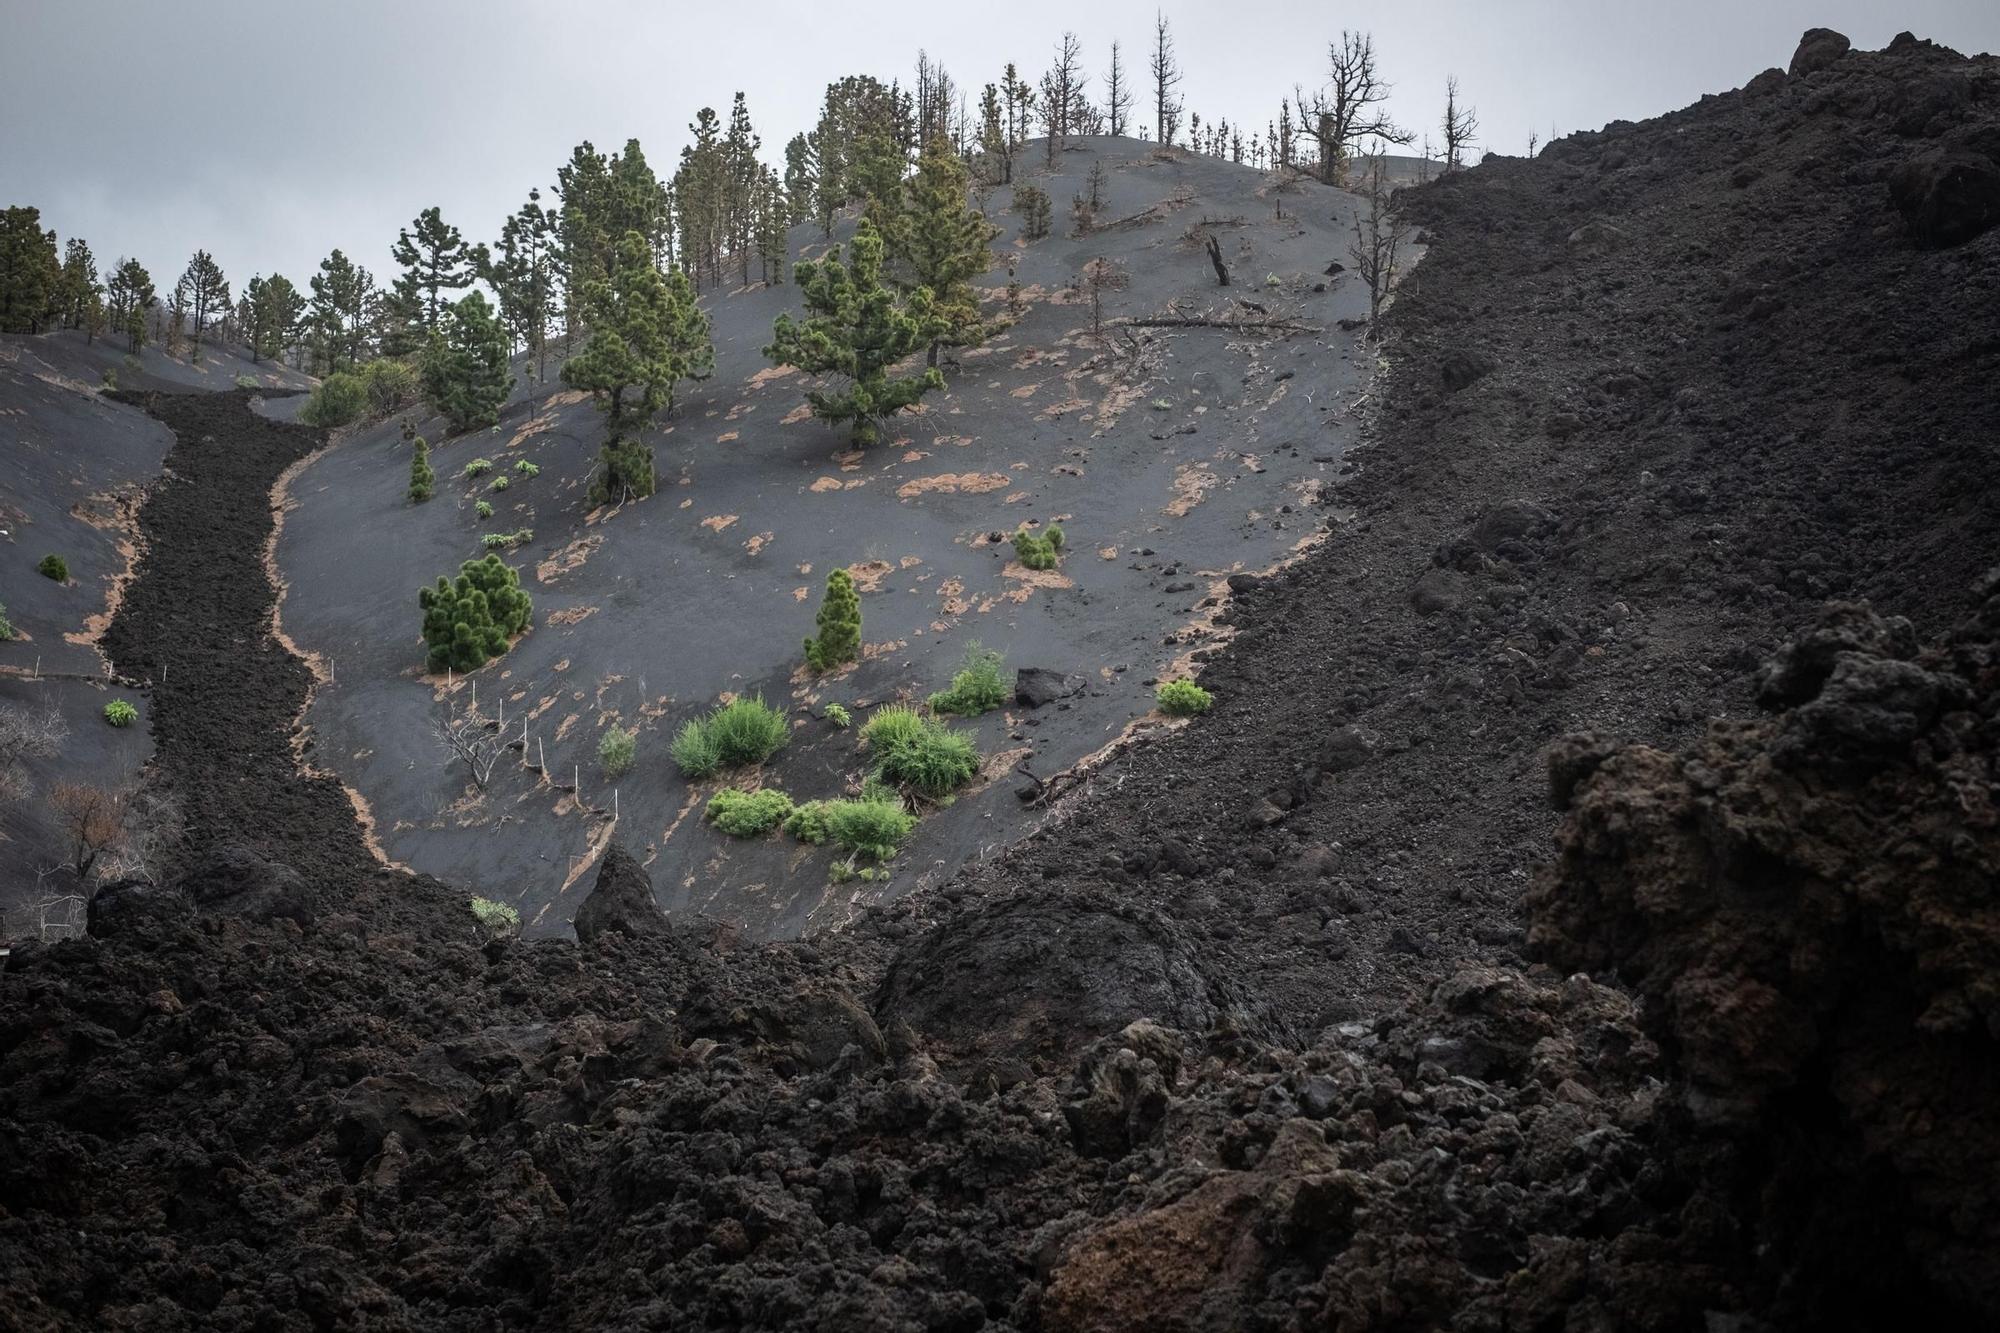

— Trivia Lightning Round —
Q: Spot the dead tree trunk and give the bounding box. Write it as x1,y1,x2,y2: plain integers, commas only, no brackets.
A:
1204,235,1231,286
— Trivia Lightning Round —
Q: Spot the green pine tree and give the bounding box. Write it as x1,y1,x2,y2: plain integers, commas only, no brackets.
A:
590,438,656,507
104,257,155,353
422,291,511,433
389,207,478,338
59,238,100,333
408,436,435,502
892,139,999,365
0,207,60,334
418,553,533,673
764,218,942,447
560,230,712,435
804,567,862,672
176,250,229,365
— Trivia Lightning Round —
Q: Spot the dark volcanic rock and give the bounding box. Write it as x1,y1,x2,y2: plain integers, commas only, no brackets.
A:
1015,666,1086,708
179,844,314,927
875,891,1231,1068
85,878,193,939
1529,583,2000,1321
1888,149,2000,246
573,843,669,943
1788,27,1852,77
1438,348,1496,392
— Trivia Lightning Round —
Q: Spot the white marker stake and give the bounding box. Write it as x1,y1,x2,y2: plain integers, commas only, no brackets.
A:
538,737,547,778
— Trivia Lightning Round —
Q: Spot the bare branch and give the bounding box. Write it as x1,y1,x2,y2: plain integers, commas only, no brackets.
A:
1441,75,1480,172
1347,150,1402,329
1303,31,1412,185
432,706,505,790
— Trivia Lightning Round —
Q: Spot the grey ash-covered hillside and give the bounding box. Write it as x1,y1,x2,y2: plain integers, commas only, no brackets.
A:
274,136,1394,938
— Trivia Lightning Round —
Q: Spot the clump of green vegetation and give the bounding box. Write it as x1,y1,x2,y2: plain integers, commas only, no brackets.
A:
598,725,636,777
299,371,368,427
417,553,532,672
783,799,834,844
0,603,13,640
823,702,851,729
1157,678,1214,716
804,568,861,673
103,698,138,728
235,374,259,389
861,704,980,799
513,460,540,477
100,369,118,391
38,554,67,582
824,795,917,859
706,787,796,837
475,499,493,519
408,436,435,502
481,529,532,550
591,439,656,505
462,457,492,479
670,718,723,779
929,642,1008,716
470,896,520,938
490,474,510,492
360,358,418,414
1012,524,1064,571
672,696,791,777
1015,183,1053,240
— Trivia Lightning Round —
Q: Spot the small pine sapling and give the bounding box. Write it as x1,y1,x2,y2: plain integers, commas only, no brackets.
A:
804,568,862,672
408,436,435,502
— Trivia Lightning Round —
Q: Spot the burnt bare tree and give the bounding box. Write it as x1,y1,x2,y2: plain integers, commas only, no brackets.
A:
1039,32,1085,166
0,702,66,802
1441,76,1480,172
1204,234,1231,287
1347,150,1401,327
48,782,125,882
1150,11,1184,147
1105,41,1134,137
1303,31,1411,185
432,706,505,790
1081,257,1129,339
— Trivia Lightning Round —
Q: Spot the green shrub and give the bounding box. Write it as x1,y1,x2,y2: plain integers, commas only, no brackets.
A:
863,704,979,799
707,696,791,766
1012,526,1062,570
38,554,67,582
462,457,492,478
825,797,917,859
470,897,520,938
299,371,368,427
491,474,509,492
706,787,796,837
804,567,862,672
673,696,790,777
671,718,723,778
0,603,13,640
417,553,532,673
784,799,834,844
929,642,1008,716
513,460,540,477
409,437,435,502
591,439,656,505
475,499,493,519
235,374,258,389
860,703,928,755
1157,678,1213,716
824,702,851,729
481,528,532,549
360,358,419,414
100,369,118,391
599,725,636,777
104,698,138,727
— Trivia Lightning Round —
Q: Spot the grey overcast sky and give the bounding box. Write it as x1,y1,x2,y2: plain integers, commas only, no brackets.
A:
4,1,1996,290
